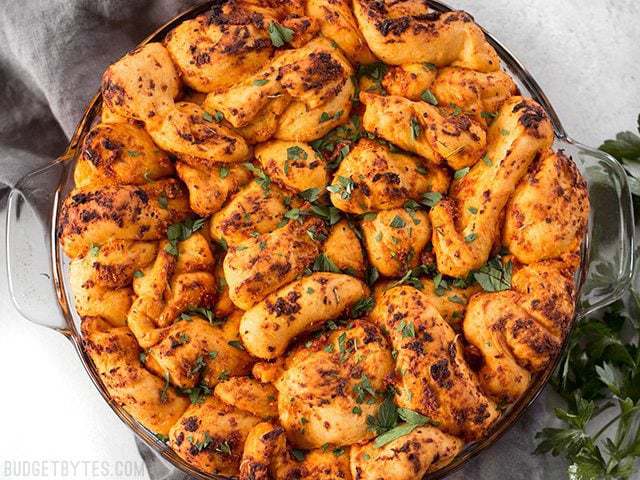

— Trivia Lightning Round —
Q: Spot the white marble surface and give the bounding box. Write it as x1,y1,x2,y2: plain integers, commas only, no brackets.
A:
1,1,639,479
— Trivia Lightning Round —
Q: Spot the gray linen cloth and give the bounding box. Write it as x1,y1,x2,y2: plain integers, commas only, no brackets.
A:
1,1,608,478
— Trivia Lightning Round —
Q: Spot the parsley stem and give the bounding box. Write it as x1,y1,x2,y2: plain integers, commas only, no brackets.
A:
591,404,640,442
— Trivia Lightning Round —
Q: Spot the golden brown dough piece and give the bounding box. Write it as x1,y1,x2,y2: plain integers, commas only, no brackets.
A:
240,273,369,359
240,422,285,480
322,220,366,277
350,426,463,480
274,77,354,142
58,179,190,258
382,63,438,101
223,217,326,310
271,446,353,480
372,286,499,440
432,67,518,124
69,258,133,327
126,232,218,348
148,102,251,168
215,377,279,419
165,12,273,93
360,91,486,170
205,38,353,139
353,3,499,71
76,239,157,289
329,139,448,214
176,161,251,217
306,0,376,64
82,317,189,436
168,396,261,475
275,322,393,449
74,122,174,188
463,255,578,402
238,94,293,144
416,278,481,330
255,140,328,192
144,317,254,390
361,208,431,277
210,182,293,246
101,43,180,125
504,150,589,264
430,96,554,278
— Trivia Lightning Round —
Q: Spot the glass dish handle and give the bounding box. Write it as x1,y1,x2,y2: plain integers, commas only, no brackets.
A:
5,158,69,334
556,138,635,319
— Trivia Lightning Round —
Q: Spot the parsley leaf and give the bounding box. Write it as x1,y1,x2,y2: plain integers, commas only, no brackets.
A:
327,175,355,200
373,407,437,448
473,256,512,292
421,191,442,208
389,215,406,229
351,297,375,318
244,162,271,192
599,114,640,196
410,117,422,140
536,285,640,478
420,89,438,105
287,146,308,161
268,21,294,47
313,253,341,273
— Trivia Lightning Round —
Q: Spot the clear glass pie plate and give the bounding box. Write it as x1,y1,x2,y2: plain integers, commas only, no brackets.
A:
4,1,635,478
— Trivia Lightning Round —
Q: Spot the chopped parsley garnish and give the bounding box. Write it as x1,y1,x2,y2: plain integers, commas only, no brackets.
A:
299,187,321,202
309,204,342,225
253,79,269,86
389,215,406,229
182,384,212,404
165,217,206,257
287,146,308,161
227,340,245,351
159,371,170,403
244,162,271,192
410,117,422,140
420,89,438,106
219,165,230,178
421,191,442,208
473,255,512,292
268,21,294,47
351,297,375,318
398,321,416,338
373,407,437,448
313,253,341,273
327,175,355,200
184,306,215,323
453,167,470,180
353,375,377,404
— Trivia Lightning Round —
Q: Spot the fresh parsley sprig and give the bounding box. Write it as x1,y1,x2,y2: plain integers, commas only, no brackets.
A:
535,295,640,479
599,114,640,197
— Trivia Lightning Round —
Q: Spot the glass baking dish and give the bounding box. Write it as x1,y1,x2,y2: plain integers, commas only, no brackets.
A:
4,1,635,478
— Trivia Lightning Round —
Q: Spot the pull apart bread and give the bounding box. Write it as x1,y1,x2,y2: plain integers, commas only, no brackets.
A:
59,0,589,477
